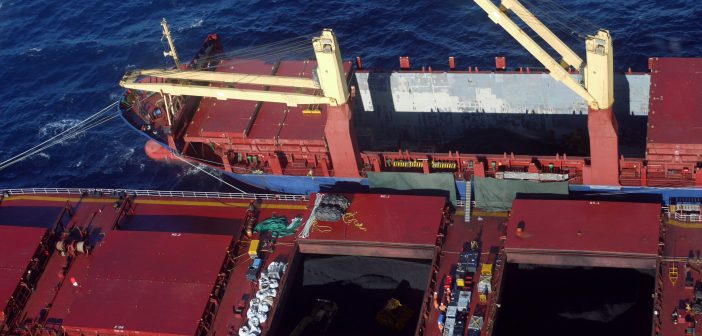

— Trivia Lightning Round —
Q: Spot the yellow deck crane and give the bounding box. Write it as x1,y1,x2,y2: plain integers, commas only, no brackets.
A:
120,20,349,108
119,19,360,178
474,0,619,185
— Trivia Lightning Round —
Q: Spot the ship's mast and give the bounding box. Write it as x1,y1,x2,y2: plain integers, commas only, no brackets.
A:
161,18,181,68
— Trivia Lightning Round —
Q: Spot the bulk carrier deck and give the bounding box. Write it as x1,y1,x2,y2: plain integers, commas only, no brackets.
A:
118,2,702,197
0,188,699,335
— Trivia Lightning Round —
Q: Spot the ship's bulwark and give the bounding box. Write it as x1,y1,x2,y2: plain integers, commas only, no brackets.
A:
227,170,702,206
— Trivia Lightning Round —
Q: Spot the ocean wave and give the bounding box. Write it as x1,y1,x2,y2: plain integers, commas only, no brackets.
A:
109,92,121,101
191,18,203,28
38,119,82,137
119,147,135,163
96,147,136,174
178,166,202,177
176,18,204,32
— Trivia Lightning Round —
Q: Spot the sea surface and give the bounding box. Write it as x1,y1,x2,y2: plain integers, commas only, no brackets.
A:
0,0,700,192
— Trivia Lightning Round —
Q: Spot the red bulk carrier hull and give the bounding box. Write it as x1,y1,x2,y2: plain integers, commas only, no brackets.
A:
119,28,702,198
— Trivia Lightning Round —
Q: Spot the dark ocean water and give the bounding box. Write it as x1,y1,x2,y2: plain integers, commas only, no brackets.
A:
0,0,700,191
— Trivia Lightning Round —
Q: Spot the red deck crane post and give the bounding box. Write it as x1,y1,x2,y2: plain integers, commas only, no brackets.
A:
474,0,619,185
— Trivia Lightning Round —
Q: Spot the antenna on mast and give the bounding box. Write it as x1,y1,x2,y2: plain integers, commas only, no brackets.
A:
161,18,181,68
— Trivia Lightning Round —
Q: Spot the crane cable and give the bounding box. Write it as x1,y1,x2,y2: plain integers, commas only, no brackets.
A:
517,0,587,40
0,101,119,171
140,34,317,83
170,151,245,193
538,0,598,32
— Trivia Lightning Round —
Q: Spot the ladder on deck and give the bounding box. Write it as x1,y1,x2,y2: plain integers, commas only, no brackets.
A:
669,263,679,285
464,180,472,222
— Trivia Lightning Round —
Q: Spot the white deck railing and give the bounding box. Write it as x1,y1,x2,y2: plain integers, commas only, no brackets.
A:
0,188,308,202
668,211,702,222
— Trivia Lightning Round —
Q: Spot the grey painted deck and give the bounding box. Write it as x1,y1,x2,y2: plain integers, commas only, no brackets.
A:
355,71,650,116
351,71,650,157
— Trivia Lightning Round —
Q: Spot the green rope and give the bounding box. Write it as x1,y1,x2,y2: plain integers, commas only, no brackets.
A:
253,216,303,238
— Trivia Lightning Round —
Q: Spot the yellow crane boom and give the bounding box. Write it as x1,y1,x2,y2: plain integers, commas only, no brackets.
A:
473,0,613,110
474,0,619,186
136,69,320,89
119,27,349,107
120,73,335,106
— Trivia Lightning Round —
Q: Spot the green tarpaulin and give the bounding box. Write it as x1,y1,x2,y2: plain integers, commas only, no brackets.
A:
473,177,568,211
367,172,457,204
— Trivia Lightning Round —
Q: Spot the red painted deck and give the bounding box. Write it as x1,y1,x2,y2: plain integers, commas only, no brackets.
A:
185,60,273,140
297,194,446,259
184,59,352,145
647,58,702,146
207,206,305,336
506,199,660,268
245,102,285,141
58,231,232,335
422,211,508,336
3,191,694,336
0,193,310,335
658,221,702,335
308,193,445,245
0,226,47,307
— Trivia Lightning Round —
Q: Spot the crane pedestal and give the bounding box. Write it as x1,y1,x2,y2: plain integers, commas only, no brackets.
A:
583,107,619,185
324,104,361,178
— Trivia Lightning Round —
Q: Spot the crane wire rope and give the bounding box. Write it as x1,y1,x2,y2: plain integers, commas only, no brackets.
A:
517,0,588,40
155,35,313,72
0,101,119,171
538,0,598,32
0,113,119,170
196,34,315,64
170,151,245,193
523,0,585,35
139,43,314,83
193,42,312,70
140,33,317,83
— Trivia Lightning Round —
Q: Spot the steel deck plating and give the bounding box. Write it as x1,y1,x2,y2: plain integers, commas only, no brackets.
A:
506,199,661,269
0,189,700,335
